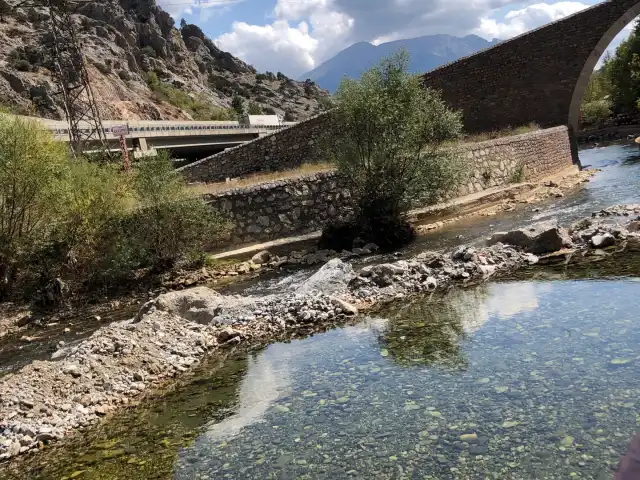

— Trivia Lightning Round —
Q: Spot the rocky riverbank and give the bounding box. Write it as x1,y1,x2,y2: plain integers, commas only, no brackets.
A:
1,204,639,462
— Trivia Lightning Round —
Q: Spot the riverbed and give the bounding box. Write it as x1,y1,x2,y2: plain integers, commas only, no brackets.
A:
1,142,639,479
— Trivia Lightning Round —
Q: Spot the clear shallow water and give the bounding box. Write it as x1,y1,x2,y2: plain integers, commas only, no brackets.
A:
171,280,640,480
9,264,640,480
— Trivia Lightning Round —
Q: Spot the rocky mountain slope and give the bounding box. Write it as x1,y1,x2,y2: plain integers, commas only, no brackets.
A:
301,34,500,93
0,0,330,121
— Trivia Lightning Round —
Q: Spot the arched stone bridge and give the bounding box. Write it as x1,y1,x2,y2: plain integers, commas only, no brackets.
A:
181,0,639,182
422,0,640,133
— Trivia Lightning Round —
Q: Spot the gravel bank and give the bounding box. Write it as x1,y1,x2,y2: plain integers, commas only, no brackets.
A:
1,204,639,461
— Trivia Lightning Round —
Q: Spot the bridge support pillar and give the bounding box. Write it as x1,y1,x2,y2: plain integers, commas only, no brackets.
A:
133,137,149,152
567,124,582,170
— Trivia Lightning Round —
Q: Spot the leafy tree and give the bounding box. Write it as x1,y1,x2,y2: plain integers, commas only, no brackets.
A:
580,100,612,126
0,116,70,298
318,95,334,111
320,49,466,251
283,109,295,121
604,20,640,114
231,95,245,115
180,18,187,29
247,101,263,115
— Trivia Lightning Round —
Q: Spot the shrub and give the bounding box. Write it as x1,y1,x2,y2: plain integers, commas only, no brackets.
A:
10,58,31,72
120,153,231,270
145,72,235,120
247,101,263,115
320,49,465,251
0,116,230,301
231,94,244,115
94,61,112,75
141,45,157,58
580,99,612,125
0,115,71,299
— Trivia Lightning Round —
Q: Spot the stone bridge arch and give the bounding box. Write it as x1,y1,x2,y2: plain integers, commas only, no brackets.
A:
422,0,640,135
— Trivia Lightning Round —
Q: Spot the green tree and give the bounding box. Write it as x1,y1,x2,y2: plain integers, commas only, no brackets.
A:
180,18,187,29
580,99,612,126
321,49,465,251
247,101,263,115
0,116,70,298
605,20,640,114
108,152,231,272
231,95,245,115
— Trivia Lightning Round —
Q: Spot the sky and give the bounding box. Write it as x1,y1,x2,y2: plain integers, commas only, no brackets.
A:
159,0,636,78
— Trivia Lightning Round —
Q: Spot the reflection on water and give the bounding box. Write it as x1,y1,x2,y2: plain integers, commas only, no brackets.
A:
169,278,640,480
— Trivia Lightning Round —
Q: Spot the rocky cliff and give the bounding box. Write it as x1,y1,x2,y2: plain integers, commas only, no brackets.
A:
0,0,330,121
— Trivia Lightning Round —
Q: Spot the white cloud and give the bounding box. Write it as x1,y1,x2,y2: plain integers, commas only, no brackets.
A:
214,0,634,78
216,19,320,73
158,0,242,23
216,0,353,76
474,2,590,40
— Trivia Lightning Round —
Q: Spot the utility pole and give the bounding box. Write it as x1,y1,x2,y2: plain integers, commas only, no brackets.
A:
15,0,112,159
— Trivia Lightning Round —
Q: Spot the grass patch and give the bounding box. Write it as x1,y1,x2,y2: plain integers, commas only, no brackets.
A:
464,122,540,143
508,164,526,184
190,162,336,195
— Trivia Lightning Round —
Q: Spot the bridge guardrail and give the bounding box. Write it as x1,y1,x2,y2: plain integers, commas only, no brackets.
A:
47,122,297,137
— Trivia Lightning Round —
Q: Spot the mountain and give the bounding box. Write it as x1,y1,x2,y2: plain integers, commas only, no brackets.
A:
300,34,501,93
0,0,330,121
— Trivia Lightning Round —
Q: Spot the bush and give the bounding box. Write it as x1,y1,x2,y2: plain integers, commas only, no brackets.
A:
94,153,231,274
0,116,230,301
580,99,612,125
141,45,157,58
0,115,71,299
247,101,263,115
321,49,465,251
146,72,235,120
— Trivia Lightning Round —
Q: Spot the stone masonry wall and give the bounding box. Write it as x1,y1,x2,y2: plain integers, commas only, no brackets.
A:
421,0,639,133
206,126,573,245
179,113,333,183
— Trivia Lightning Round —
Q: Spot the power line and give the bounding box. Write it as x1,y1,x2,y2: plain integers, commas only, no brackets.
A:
14,0,112,159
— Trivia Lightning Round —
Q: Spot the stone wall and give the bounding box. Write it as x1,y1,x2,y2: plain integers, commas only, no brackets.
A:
179,113,333,183
206,126,574,245
422,0,640,133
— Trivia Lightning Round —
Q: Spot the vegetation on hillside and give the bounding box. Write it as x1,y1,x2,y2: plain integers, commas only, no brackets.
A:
145,72,237,121
580,20,640,126
0,115,230,304
320,50,466,251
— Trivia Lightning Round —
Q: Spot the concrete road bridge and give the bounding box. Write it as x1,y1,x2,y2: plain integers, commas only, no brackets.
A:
20,116,296,161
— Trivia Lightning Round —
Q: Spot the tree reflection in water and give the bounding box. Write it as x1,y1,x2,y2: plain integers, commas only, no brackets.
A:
376,286,490,370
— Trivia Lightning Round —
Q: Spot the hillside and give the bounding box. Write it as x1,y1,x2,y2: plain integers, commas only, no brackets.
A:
301,34,501,93
0,0,330,121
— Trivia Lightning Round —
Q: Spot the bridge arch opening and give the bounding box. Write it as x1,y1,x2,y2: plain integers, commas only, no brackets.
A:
569,3,640,132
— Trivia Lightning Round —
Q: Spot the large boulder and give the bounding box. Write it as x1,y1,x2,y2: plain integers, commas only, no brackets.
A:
528,226,573,254
139,286,223,324
487,221,572,254
298,259,355,296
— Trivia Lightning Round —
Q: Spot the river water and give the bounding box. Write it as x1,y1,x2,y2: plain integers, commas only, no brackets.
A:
2,142,640,479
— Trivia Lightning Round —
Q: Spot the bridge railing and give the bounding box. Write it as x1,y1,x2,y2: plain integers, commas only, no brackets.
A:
46,122,298,138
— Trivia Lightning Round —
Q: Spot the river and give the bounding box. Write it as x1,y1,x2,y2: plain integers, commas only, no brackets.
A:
1,141,640,479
